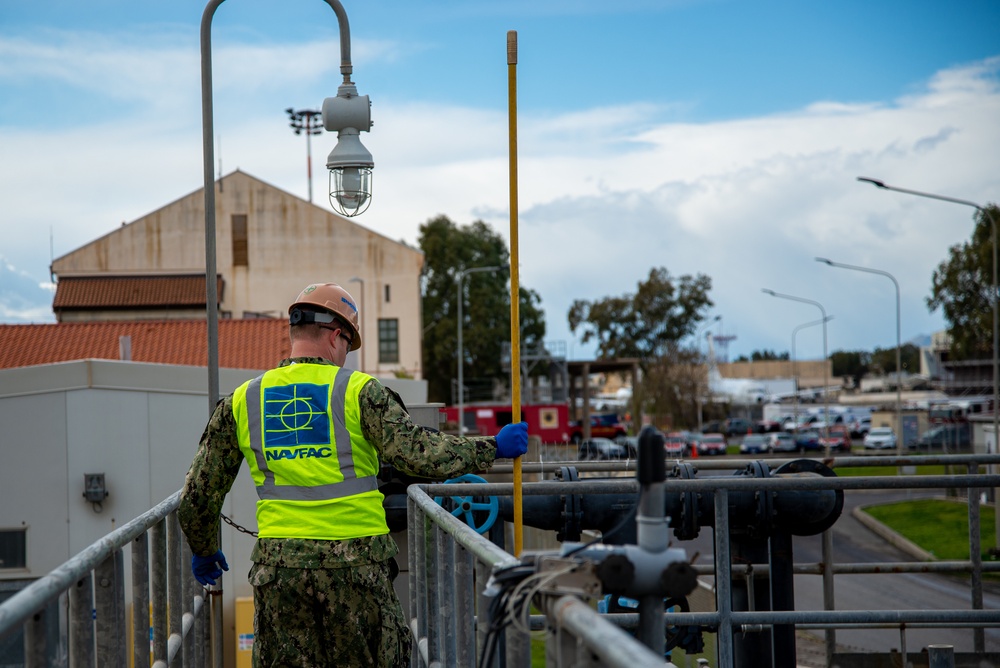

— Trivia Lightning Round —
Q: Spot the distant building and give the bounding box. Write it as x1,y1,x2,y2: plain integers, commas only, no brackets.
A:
50,170,424,379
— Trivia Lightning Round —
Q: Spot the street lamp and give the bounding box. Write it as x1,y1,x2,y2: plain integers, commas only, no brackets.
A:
792,316,834,433
348,276,364,372
694,315,721,432
857,176,999,463
762,289,831,452
200,0,371,411
285,108,323,203
456,264,508,435
817,257,903,454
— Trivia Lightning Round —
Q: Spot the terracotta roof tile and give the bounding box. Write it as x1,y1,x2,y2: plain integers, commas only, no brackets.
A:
53,275,223,310
0,319,290,370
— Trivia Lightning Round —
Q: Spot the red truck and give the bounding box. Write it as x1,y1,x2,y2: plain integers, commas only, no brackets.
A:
567,413,628,444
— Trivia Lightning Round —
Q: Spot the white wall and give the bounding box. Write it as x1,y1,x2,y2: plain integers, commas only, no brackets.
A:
0,358,430,667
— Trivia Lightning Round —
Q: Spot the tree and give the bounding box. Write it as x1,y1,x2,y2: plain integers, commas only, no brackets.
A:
870,343,920,376
927,205,1000,360
567,267,713,363
830,350,870,387
639,343,707,430
735,349,790,362
419,216,546,404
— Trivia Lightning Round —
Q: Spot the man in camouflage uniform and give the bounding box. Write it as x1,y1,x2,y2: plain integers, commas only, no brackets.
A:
179,283,528,667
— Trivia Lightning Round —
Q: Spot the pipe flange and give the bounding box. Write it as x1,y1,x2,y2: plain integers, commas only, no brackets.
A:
671,462,700,540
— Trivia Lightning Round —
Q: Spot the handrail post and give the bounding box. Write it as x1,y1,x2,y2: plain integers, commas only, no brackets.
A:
132,531,151,668
69,572,94,667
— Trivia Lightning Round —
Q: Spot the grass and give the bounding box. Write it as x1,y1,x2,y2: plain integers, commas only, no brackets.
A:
834,463,948,477
863,497,997,561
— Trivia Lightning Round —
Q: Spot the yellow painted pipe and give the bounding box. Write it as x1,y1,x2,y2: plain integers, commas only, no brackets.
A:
506,29,523,557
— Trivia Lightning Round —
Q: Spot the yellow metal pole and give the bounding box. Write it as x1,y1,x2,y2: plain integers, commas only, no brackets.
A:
506,29,523,556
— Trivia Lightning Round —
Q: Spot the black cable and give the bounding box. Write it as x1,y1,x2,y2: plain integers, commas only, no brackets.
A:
562,493,639,558
477,562,536,668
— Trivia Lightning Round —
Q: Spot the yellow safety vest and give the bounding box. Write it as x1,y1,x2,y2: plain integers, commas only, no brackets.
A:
232,363,389,540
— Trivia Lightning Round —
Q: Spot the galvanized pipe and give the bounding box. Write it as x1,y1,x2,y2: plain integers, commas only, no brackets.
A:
167,512,183,667
455,542,475,667
928,644,956,668
24,607,47,667
132,531,150,668
435,522,456,665
95,550,125,667
0,491,181,642
181,538,195,667
150,520,168,664
69,572,94,667
968,463,985,653
407,496,418,668
713,488,734,667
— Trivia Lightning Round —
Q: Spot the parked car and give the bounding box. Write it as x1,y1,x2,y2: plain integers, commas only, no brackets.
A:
863,427,897,450
912,424,971,451
577,437,628,460
819,425,853,453
664,432,689,457
754,418,781,433
724,418,754,436
696,433,728,456
701,420,724,434
766,432,797,453
569,414,627,443
739,434,770,454
794,430,822,452
615,434,639,458
849,416,871,439
784,414,820,433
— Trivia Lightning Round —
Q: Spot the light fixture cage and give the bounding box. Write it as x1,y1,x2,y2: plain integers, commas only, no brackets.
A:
329,167,373,217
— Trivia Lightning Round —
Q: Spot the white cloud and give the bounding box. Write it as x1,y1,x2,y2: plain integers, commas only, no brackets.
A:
2,28,998,362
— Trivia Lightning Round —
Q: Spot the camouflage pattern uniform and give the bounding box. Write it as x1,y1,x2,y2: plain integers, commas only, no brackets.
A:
179,356,498,667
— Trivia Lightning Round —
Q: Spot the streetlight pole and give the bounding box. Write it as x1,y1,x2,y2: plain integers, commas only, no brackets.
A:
456,265,506,435
762,290,831,450
763,288,835,663
348,276,364,372
817,257,902,454
286,108,323,203
857,177,1000,575
695,315,721,432
201,0,370,413
792,316,834,433
857,177,999,463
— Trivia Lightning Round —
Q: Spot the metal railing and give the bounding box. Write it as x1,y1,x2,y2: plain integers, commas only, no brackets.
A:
4,452,998,667
0,491,222,668
411,453,1000,667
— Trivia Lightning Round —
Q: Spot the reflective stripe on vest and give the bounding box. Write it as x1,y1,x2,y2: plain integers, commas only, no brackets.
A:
244,368,377,502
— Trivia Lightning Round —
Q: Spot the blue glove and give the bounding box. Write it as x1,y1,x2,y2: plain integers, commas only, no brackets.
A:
191,550,229,586
496,422,528,459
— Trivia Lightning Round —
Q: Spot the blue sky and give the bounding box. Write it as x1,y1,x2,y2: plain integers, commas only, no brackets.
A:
2,0,999,363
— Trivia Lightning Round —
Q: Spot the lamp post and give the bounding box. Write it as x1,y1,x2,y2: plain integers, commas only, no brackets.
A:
857,177,999,465
792,316,834,433
764,287,835,663
285,108,323,203
348,276,364,372
817,257,902,454
695,315,721,432
456,264,507,434
762,289,831,451
201,0,372,412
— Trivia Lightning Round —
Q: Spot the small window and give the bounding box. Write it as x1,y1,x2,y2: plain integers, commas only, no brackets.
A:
231,214,248,266
384,284,391,303
378,318,399,364
0,529,27,569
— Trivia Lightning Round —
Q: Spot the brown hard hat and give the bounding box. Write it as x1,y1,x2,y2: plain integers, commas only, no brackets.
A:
288,283,361,351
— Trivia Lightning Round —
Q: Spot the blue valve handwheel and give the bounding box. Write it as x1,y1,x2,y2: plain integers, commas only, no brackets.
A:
433,474,499,534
